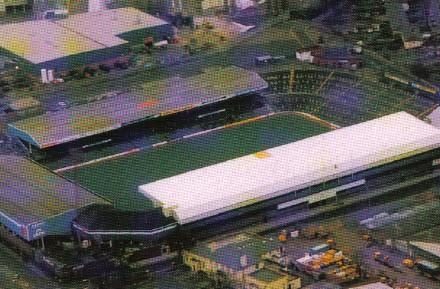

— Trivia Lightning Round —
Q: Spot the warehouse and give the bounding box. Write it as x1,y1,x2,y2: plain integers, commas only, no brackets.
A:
139,112,440,230
0,7,173,71
8,66,268,150
0,156,108,242
409,241,440,264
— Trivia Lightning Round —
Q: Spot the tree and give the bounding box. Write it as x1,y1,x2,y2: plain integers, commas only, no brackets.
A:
410,64,431,80
380,21,393,39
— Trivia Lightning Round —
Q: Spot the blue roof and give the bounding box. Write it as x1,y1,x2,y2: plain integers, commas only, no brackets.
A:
0,156,108,240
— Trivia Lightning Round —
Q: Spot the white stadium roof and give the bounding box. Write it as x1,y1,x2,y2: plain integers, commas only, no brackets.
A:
139,112,440,225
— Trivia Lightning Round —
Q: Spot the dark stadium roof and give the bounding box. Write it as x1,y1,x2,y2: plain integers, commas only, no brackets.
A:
73,205,176,232
0,156,108,226
8,66,268,149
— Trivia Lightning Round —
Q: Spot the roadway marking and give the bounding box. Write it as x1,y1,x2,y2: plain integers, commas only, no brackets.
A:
294,111,340,129
54,148,141,173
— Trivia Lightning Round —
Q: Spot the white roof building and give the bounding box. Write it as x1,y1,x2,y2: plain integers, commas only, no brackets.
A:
350,282,393,289
139,112,440,225
0,8,169,65
410,241,440,258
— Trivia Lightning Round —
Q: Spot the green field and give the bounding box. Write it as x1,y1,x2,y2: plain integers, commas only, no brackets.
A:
63,112,331,211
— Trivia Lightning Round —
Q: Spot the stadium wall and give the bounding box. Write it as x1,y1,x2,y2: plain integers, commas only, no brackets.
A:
182,148,440,233
7,125,39,148
0,208,81,242
27,209,86,241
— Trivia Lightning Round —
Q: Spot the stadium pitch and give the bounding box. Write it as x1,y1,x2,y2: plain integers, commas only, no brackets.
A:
62,112,332,211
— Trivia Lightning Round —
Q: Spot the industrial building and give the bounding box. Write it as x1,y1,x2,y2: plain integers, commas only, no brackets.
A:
8,66,268,150
139,112,440,231
183,233,301,289
0,7,173,70
0,0,28,15
409,241,440,264
349,283,393,289
0,155,108,242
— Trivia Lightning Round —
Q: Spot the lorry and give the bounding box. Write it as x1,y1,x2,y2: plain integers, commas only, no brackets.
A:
373,251,393,268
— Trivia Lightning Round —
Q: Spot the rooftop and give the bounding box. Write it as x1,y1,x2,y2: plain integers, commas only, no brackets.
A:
350,283,393,289
0,156,107,226
0,20,104,64
191,233,278,271
74,205,176,232
0,8,169,64
8,66,268,149
57,7,169,47
139,112,440,225
410,241,440,258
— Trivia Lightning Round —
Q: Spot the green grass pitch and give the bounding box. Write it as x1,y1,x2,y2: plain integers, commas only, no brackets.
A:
63,112,332,211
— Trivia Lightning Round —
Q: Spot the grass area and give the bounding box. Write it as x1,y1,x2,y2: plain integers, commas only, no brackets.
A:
62,112,331,211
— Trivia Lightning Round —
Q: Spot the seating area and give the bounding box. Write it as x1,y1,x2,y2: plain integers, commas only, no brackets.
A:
285,69,438,126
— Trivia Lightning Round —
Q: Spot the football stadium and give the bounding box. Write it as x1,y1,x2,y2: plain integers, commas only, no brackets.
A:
60,110,440,239
8,66,268,150
2,110,440,278
0,7,174,71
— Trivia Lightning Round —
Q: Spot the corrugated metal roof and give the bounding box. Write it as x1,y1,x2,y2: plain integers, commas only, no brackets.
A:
350,283,393,289
0,156,107,226
190,233,278,271
139,112,440,225
8,66,268,149
0,8,169,64
57,7,169,48
410,241,440,258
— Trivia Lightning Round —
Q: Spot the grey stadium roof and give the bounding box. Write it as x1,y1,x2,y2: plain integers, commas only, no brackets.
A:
0,156,107,228
8,66,268,149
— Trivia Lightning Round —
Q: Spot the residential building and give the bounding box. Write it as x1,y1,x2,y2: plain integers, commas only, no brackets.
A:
0,0,28,14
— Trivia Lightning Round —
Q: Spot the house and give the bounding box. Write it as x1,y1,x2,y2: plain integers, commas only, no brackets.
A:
312,47,362,69
403,36,424,49
183,233,301,289
295,46,320,63
296,46,362,69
